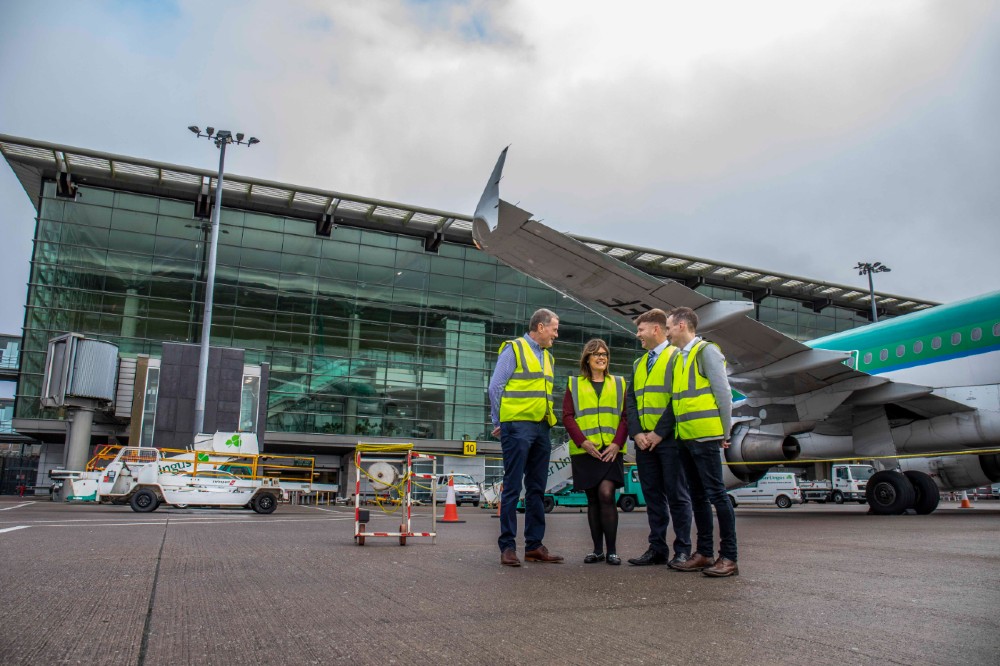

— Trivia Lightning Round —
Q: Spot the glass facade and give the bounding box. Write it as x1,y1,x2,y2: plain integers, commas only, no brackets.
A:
0,335,19,372
0,400,13,434
19,183,638,445
18,182,877,445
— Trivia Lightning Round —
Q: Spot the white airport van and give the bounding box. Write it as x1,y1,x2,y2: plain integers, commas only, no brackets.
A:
434,473,482,507
728,472,803,509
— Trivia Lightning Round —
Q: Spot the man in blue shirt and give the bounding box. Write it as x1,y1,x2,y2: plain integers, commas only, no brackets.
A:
489,308,564,567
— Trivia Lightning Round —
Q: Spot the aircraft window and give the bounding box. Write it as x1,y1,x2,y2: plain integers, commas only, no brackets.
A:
895,345,905,358
971,327,982,341
863,352,872,364
913,340,923,354
931,336,942,350
879,349,888,361
951,332,961,346
994,323,1000,337
845,357,855,368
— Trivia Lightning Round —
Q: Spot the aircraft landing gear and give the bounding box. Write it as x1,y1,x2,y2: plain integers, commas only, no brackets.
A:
866,471,915,515
866,470,940,515
903,470,940,514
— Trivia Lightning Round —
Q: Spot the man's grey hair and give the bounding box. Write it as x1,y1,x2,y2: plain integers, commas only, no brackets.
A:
529,308,558,332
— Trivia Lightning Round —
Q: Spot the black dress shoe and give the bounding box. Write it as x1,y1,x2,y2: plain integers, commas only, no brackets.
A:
667,553,690,570
606,554,621,565
584,552,605,564
627,547,668,566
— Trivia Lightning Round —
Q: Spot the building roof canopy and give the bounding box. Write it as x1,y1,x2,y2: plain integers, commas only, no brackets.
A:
0,134,936,317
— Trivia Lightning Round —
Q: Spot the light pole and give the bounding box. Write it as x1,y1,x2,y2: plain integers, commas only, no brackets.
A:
188,126,260,435
855,261,891,323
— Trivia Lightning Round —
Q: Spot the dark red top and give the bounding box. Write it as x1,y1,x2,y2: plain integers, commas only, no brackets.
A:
562,379,629,447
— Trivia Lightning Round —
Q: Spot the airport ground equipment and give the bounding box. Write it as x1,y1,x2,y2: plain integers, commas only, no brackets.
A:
727,472,803,508
483,441,573,509
800,464,875,504
55,446,293,513
518,463,647,513
49,432,314,512
354,443,437,546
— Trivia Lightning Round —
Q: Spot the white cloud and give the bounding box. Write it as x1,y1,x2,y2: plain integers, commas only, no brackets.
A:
1,0,998,337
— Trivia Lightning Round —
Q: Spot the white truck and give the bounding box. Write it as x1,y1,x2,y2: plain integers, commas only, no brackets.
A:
57,446,282,514
800,464,876,504
52,432,309,514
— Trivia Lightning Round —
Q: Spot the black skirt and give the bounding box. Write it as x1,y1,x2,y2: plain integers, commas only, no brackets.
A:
570,451,625,491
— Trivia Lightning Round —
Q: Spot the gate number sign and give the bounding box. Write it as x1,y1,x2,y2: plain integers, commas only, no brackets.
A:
463,441,477,456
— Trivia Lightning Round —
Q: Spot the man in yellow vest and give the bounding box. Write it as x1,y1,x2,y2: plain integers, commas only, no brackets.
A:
625,308,693,567
664,307,739,577
489,308,564,567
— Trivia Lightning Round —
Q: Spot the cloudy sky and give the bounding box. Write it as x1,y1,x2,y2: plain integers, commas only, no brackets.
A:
1,0,999,343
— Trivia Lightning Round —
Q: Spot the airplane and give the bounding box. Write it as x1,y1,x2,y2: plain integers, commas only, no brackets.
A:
471,148,1000,515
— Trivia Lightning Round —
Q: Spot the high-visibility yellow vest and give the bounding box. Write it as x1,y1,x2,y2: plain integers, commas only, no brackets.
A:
631,346,677,432
498,337,557,426
566,375,627,455
670,340,725,440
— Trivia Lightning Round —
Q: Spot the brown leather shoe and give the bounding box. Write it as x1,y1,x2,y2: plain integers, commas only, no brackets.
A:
702,557,739,577
500,549,521,567
670,552,714,572
524,546,564,563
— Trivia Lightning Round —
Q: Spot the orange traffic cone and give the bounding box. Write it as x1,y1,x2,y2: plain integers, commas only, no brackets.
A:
959,491,973,509
439,475,466,523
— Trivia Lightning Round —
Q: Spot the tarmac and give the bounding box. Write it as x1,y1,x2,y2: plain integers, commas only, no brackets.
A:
0,496,997,666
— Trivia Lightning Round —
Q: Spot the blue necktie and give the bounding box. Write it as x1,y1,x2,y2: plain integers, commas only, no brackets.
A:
646,351,656,372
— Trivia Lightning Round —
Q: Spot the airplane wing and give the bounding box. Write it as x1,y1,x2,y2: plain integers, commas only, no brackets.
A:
471,150,971,421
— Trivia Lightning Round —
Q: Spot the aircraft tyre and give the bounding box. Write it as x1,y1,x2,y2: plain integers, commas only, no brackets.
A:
618,495,637,512
775,495,792,509
866,471,915,515
833,491,844,504
252,493,278,514
903,470,940,515
130,489,159,513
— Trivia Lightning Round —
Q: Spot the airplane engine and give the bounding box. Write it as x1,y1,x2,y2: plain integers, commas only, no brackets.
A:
898,453,1000,491
724,426,801,485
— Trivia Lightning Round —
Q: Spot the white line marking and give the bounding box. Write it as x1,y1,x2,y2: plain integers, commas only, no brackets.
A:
0,502,35,511
32,516,355,528
0,526,30,534
304,505,356,514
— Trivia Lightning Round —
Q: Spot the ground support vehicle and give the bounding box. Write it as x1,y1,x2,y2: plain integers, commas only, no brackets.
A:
800,464,875,504
60,446,286,513
433,473,481,506
519,464,647,513
727,472,803,508
483,442,573,510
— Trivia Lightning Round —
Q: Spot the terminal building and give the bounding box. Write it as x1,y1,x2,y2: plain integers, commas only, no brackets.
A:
0,134,938,492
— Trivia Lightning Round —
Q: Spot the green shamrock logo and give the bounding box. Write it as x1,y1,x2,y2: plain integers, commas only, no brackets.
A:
225,434,241,448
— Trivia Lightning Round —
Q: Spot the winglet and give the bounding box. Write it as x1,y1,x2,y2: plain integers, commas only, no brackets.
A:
472,147,508,250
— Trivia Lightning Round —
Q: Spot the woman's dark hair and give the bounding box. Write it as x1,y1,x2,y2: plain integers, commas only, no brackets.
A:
578,338,610,380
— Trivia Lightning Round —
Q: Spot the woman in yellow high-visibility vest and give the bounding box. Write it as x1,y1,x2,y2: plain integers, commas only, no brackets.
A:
562,338,629,565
